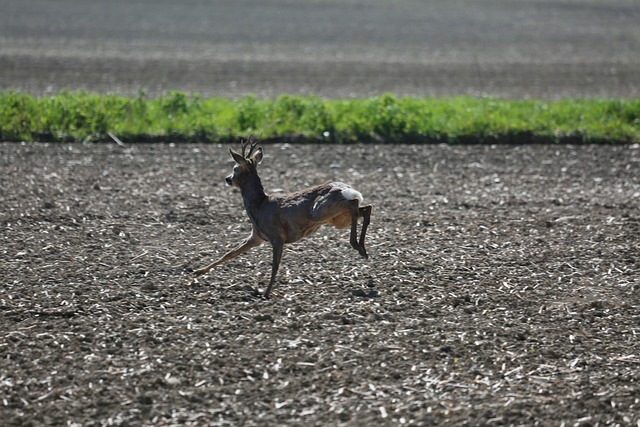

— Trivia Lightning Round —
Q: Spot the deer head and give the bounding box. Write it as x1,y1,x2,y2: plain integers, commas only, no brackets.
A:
226,137,264,189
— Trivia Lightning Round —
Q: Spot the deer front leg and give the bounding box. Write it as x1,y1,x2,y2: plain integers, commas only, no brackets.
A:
193,233,264,278
263,238,284,299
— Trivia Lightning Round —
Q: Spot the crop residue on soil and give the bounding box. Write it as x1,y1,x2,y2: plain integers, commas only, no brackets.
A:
1,142,639,426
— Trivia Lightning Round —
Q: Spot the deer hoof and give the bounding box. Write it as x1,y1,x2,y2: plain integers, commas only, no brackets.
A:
359,246,368,259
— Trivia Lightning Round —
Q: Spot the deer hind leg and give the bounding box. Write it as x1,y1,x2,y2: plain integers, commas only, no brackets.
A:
348,200,369,259
311,189,370,258
193,233,264,278
358,204,372,256
263,238,284,299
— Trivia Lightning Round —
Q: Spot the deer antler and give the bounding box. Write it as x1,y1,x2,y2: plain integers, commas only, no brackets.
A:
240,136,252,158
241,134,260,160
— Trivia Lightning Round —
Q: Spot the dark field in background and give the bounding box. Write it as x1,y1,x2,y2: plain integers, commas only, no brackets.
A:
1,0,639,99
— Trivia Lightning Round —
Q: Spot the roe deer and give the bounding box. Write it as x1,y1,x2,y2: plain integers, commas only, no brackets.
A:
194,138,372,299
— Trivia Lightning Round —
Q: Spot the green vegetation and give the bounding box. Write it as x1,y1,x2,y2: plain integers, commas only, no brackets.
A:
1,90,638,143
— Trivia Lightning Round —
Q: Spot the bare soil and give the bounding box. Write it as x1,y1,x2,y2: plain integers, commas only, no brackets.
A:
1,142,639,426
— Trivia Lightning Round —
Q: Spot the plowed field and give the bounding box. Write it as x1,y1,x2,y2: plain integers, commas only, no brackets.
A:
1,142,639,425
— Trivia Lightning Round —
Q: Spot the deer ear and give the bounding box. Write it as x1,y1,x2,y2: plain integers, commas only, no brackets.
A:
229,149,245,164
250,146,263,165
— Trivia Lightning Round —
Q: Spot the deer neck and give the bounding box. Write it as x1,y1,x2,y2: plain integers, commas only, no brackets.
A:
240,173,267,220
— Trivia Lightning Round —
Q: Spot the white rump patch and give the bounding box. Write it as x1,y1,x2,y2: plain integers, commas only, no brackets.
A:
331,182,363,203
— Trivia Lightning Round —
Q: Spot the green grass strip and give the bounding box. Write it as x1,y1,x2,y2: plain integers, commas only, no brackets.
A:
1,90,638,143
